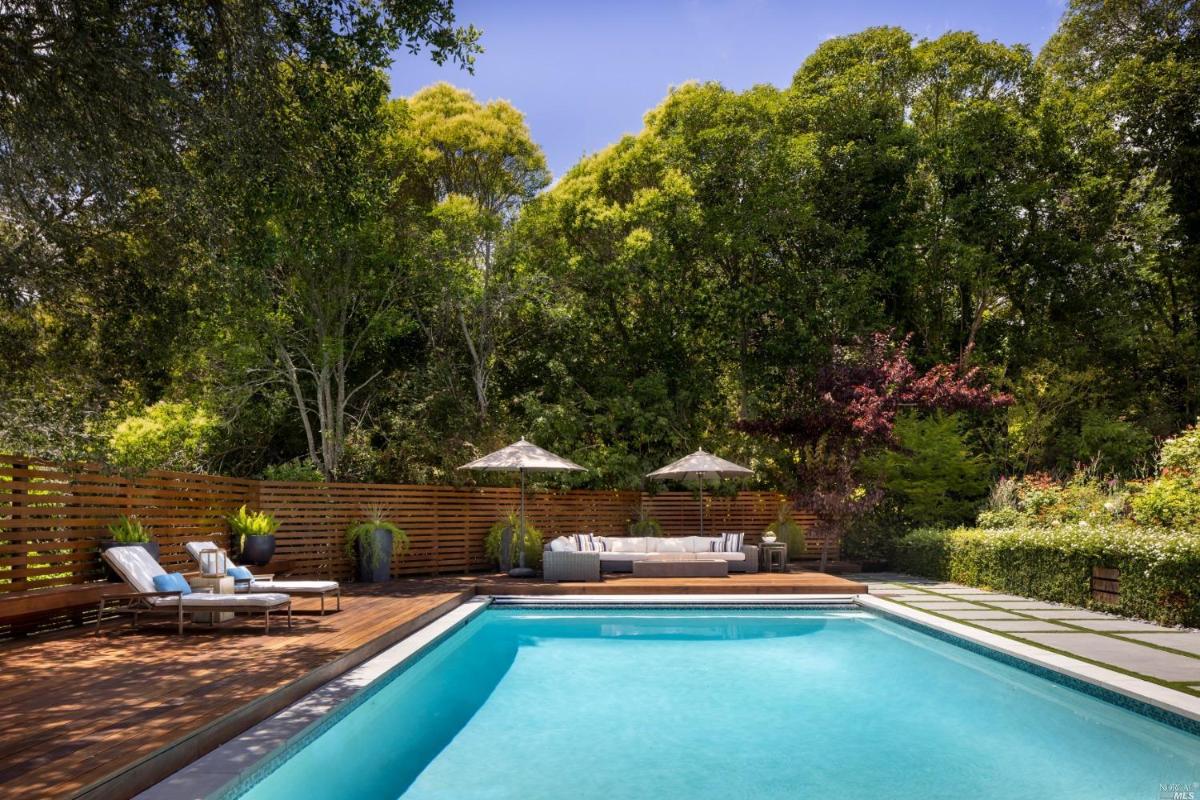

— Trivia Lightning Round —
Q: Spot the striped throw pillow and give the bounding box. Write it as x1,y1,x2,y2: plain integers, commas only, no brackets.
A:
717,532,744,552
571,533,603,552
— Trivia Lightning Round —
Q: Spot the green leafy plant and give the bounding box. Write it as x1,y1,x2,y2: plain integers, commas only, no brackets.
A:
1160,421,1200,475
106,515,152,543
263,459,325,482
893,524,1200,627
629,508,662,537
766,501,804,554
484,510,542,570
226,505,280,552
344,508,409,569
1129,477,1200,529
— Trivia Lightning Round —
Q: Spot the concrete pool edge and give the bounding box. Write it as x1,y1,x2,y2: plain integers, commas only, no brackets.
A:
144,593,1200,799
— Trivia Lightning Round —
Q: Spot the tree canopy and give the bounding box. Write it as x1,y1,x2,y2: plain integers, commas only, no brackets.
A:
3,0,1197,521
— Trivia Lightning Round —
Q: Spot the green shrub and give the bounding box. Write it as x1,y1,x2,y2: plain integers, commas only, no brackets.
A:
629,511,662,537
1077,410,1154,475
1129,477,1200,529
893,525,1200,626
484,511,543,570
106,401,217,473
766,502,805,556
1160,421,1200,474
263,459,325,482
862,413,988,528
106,515,152,543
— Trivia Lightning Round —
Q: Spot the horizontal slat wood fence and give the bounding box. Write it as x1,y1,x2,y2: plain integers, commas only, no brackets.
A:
1,454,825,631
642,492,824,555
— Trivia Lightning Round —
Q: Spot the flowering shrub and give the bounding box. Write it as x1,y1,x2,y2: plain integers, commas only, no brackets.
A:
893,525,1200,626
1129,476,1200,529
1160,421,1200,475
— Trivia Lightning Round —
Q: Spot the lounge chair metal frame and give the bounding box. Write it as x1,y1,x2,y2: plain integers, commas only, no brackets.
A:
185,542,341,615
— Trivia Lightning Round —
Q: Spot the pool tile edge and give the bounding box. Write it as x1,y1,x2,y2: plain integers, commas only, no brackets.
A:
857,595,1200,726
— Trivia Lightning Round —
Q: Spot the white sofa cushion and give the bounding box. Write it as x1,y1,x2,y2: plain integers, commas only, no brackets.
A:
701,551,746,562
548,536,576,552
655,538,688,553
682,536,720,553
607,537,647,553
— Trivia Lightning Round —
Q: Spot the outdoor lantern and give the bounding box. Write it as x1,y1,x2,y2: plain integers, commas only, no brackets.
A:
198,548,227,578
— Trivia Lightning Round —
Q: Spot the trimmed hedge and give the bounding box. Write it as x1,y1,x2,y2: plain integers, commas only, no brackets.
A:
892,525,1200,627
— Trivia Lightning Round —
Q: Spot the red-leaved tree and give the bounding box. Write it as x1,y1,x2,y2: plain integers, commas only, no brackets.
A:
740,332,1013,570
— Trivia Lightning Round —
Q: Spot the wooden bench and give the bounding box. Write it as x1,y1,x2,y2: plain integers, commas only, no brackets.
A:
0,583,131,635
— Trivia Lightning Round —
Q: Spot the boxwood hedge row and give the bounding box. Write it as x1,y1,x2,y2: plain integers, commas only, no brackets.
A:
892,525,1200,627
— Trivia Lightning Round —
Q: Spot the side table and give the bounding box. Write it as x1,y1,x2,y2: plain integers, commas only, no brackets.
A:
759,542,788,573
189,575,235,624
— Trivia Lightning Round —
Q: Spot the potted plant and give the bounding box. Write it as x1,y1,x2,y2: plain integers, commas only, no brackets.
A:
484,510,542,573
766,501,804,556
344,509,408,582
628,508,663,537
100,516,160,581
227,505,279,566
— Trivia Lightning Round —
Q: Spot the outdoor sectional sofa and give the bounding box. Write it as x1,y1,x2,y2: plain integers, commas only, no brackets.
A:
543,535,758,582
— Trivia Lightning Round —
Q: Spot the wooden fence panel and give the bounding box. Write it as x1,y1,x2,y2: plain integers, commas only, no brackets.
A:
257,482,641,580
640,491,826,556
1,453,835,628
0,455,254,594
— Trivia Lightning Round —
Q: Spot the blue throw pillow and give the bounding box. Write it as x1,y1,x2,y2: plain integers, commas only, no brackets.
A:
227,566,254,580
152,572,190,594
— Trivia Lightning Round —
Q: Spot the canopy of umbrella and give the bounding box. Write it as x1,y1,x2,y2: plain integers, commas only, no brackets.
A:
459,438,586,576
646,449,754,536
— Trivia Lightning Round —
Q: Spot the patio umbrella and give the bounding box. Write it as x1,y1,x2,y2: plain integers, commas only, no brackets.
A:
459,438,586,577
646,449,754,537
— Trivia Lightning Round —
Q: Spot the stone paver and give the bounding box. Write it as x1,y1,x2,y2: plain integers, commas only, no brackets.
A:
1120,633,1200,657
1019,609,1115,620
937,587,991,594
1067,619,1175,633
972,620,1073,633
1017,633,1200,682
903,601,984,610
982,601,1065,610
949,593,1028,602
941,610,1024,620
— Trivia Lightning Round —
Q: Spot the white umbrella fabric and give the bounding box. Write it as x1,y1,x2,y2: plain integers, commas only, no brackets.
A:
646,449,754,536
459,438,586,576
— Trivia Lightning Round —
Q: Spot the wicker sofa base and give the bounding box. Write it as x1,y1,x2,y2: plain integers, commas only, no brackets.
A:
631,559,729,578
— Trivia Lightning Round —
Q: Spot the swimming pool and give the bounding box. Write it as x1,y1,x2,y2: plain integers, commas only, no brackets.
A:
228,605,1200,800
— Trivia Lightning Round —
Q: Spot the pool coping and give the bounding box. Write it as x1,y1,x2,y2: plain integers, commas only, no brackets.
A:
140,592,1200,799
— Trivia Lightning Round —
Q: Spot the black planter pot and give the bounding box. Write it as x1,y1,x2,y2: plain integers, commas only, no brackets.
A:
237,534,276,567
355,528,393,583
99,540,161,582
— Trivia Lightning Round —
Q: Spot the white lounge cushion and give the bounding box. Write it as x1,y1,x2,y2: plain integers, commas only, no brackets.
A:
607,537,647,553
250,580,338,592
598,551,657,562
655,538,688,553
548,536,576,552
102,545,166,594
150,592,290,608
701,551,746,562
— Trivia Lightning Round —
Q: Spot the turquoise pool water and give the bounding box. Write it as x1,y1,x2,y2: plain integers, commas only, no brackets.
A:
235,607,1200,800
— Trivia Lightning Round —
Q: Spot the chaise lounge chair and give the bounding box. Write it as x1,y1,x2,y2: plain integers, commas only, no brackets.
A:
184,541,341,614
98,546,292,634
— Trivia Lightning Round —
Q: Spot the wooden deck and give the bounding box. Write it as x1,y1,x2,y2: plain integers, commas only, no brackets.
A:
0,571,865,799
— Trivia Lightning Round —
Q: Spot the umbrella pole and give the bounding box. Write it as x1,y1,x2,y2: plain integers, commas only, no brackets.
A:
518,468,527,569
699,474,704,537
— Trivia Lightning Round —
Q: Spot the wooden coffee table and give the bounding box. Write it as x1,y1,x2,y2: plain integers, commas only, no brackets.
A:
632,559,729,578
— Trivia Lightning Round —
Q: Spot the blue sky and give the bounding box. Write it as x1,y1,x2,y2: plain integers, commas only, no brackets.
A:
389,0,1065,180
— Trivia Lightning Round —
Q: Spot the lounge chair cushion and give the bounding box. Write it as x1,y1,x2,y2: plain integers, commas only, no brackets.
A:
227,566,254,580
548,536,576,552
103,545,167,594
149,591,291,608
152,573,191,594
250,580,339,592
